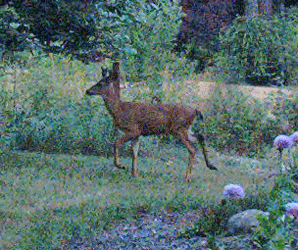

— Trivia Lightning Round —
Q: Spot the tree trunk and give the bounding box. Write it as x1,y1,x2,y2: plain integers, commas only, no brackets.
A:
259,0,273,16
245,0,259,18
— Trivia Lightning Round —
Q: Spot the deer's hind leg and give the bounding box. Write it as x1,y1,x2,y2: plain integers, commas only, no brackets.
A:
195,133,217,170
178,129,197,182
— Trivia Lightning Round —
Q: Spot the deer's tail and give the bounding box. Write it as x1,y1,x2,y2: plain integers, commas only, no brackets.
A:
191,109,204,135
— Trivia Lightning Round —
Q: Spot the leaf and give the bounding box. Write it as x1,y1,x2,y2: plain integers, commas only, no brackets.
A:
9,22,21,29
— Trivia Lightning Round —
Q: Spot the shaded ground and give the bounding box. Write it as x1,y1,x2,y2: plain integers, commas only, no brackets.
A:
67,211,254,250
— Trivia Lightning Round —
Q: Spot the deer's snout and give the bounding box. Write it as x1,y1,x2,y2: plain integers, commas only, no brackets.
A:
86,82,102,96
86,89,95,95
86,87,100,95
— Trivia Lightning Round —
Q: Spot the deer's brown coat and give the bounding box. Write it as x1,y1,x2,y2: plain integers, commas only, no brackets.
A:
86,62,216,181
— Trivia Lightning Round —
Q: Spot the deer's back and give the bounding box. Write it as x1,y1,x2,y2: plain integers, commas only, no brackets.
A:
114,102,197,136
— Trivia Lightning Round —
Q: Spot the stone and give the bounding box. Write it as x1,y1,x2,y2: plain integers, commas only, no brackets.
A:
227,209,269,235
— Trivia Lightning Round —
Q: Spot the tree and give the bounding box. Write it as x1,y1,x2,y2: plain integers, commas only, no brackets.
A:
177,0,241,71
2,0,182,75
7,0,99,63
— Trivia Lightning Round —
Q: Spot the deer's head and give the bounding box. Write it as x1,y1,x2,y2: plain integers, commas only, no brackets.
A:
86,68,109,96
86,62,120,97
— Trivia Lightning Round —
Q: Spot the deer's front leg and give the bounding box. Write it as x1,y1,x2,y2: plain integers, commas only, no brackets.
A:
131,138,140,177
114,145,125,169
114,133,139,173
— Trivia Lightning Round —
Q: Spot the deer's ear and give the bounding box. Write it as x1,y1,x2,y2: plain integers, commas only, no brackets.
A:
112,62,120,73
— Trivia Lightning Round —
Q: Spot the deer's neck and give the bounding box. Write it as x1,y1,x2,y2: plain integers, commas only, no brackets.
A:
101,94,122,121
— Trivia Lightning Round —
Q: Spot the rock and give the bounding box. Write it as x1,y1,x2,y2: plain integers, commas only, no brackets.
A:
227,209,269,235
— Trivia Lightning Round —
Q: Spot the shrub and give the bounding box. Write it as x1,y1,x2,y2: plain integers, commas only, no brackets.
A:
13,99,115,156
253,171,298,249
269,90,298,131
181,191,270,238
193,85,276,156
215,8,298,86
0,5,36,63
175,0,239,72
94,0,188,85
192,84,298,157
0,54,117,156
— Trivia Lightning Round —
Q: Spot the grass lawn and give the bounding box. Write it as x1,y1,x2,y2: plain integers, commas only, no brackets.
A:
0,55,295,249
0,141,278,249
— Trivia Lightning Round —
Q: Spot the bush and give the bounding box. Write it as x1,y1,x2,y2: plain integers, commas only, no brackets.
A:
215,8,298,86
253,169,298,249
193,85,293,157
0,5,36,63
13,100,115,156
269,90,298,131
181,191,271,238
94,0,185,83
0,54,117,156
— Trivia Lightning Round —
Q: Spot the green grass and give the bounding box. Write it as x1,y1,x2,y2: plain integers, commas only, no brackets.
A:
0,142,277,249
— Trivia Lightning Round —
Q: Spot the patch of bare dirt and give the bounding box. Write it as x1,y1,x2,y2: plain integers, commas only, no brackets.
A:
190,80,292,101
66,211,261,250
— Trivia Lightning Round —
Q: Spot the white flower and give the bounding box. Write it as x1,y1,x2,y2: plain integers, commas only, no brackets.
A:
290,132,298,145
274,135,293,149
285,202,298,220
223,184,245,199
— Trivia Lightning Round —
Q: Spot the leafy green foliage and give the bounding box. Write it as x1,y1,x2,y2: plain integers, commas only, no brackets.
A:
181,191,271,238
0,54,115,156
216,8,298,86
0,5,35,62
176,0,239,72
94,0,183,83
269,90,298,130
14,100,114,156
191,83,298,157
253,170,298,249
193,85,281,156
4,0,183,77
8,0,98,62
181,158,298,249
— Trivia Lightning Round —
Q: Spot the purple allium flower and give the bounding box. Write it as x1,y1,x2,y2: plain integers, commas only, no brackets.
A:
285,202,298,220
223,184,245,199
274,135,293,149
290,132,298,145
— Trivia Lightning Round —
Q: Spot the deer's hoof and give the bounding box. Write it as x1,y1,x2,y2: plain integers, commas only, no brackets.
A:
208,164,217,171
115,164,126,170
185,174,192,183
132,172,139,177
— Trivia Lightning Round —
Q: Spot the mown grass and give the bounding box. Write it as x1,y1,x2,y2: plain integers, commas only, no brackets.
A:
0,143,277,249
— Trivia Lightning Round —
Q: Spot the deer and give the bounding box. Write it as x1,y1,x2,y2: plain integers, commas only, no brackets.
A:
86,62,217,182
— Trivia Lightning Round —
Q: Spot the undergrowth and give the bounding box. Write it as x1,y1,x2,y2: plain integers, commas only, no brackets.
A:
181,190,271,238
195,84,298,157
180,153,298,249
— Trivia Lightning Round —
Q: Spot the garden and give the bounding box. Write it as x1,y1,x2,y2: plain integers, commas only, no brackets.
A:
1,0,298,249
